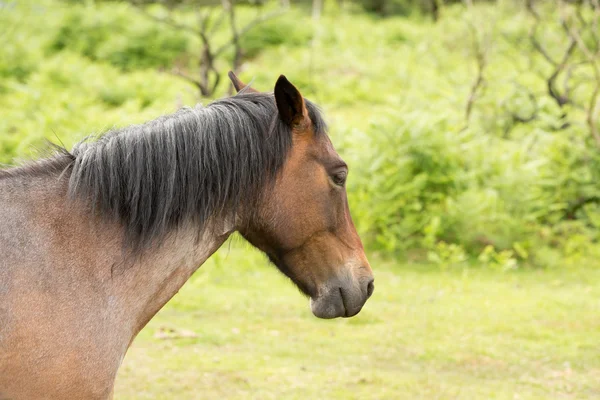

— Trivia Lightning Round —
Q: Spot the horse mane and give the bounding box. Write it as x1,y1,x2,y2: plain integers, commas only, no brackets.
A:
0,91,327,250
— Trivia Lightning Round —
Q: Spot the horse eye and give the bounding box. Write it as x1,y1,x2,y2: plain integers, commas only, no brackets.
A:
332,171,347,187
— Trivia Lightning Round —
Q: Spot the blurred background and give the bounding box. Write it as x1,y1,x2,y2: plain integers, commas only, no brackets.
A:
2,0,600,398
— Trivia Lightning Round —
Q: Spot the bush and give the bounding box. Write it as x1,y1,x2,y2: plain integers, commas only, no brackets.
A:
347,107,600,266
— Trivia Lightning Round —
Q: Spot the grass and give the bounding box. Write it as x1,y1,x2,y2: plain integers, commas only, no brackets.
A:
115,243,600,399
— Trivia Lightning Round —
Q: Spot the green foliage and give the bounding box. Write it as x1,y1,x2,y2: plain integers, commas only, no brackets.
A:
0,51,193,164
477,245,518,271
348,0,479,18
239,13,314,59
0,38,38,83
350,113,529,258
50,4,188,71
349,105,600,266
427,241,468,268
0,2,52,85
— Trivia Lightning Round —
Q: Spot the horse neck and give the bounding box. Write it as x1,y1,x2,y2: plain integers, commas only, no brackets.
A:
5,172,234,338
113,221,234,336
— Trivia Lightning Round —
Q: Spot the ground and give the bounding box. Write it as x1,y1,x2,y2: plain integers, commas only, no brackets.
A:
115,243,600,399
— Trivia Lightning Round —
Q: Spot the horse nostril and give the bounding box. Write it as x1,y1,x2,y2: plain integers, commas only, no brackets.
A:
366,279,375,298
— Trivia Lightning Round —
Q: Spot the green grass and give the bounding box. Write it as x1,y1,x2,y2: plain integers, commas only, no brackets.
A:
115,244,600,399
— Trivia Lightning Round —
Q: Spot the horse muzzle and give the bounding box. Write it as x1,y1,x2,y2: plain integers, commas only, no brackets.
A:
309,275,374,319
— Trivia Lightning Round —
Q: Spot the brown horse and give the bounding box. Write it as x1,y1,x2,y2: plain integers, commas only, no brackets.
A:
0,73,374,399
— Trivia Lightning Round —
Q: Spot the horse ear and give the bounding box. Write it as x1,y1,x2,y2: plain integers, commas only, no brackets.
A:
274,75,307,128
228,71,258,93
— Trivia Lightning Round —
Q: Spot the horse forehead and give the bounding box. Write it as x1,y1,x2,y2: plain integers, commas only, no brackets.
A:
291,131,340,163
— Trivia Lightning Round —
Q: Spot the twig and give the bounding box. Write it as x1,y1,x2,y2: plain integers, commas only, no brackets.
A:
548,39,576,107
464,19,487,123
132,0,285,97
527,1,577,108
591,0,600,51
559,0,600,147
526,0,540,20
564,196,600,219
209,8,227,35
171,69,203,91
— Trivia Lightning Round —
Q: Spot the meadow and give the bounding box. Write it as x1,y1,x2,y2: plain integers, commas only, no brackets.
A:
2,0,600,398
115,244,600,399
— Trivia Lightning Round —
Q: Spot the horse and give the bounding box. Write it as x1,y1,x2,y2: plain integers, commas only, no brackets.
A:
0,73,374,399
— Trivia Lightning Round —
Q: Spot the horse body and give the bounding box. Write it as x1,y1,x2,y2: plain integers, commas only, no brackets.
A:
0,74,373,399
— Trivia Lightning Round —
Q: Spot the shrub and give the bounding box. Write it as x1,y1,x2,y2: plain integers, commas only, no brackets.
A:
347,108,600,266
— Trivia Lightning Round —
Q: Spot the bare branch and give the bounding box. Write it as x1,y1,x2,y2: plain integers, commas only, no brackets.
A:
530,29,558,66
548,39,576,107
527,1,577,108
564,196,600,220
170,68,204,91
591,0,600,52
464,16,487,123
132,0,284,98
559,0,600,147
526,3,560,66
209,8,228,35
526,0,540,20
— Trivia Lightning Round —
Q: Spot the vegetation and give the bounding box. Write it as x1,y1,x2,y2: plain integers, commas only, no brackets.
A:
4,0,599,266
116,245,600,399
2,1,600,396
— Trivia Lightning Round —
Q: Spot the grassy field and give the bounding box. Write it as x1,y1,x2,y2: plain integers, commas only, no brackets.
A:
115,243,600,399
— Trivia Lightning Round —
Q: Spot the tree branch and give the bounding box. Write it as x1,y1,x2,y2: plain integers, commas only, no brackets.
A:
464,18,487,123
131,0,285,98
527,1,577,108
564,196,600,219
170,68,203,91
559,0,600,147
548,39,576,107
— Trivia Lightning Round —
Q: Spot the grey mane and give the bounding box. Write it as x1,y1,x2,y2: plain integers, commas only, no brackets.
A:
0,91,327,251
